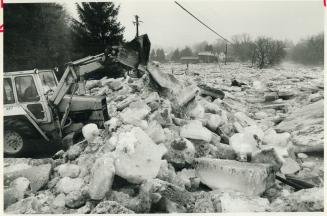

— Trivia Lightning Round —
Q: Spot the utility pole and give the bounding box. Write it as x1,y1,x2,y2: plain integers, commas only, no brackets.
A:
224,44,228,65
133,15,142,37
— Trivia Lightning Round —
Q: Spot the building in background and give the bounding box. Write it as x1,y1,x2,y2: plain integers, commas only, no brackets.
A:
198,52,218,63
180,56,199,64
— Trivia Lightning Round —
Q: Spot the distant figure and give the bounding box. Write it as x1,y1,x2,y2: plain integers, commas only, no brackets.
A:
185,63,189,75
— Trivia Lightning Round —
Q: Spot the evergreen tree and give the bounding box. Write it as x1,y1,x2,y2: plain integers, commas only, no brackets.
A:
150,49,156,61
180,46,193,57
156,49,166,63
4,3,73,71
71,2,124,56
171,49,180,62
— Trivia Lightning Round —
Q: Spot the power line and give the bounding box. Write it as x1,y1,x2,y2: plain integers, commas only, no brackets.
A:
174,1,232,44
182,1,217,35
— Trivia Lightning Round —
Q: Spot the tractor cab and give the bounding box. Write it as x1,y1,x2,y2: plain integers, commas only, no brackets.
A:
3,69,63,156
4,69,58,123
4,68,109,156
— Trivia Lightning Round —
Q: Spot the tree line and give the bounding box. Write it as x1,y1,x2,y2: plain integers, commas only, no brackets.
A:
4,2,124,72
288,33,324,65
229,33,324,68
152,32,323,68
150,46,194,63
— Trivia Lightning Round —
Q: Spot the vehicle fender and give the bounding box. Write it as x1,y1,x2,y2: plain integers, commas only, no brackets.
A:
4,105,50,142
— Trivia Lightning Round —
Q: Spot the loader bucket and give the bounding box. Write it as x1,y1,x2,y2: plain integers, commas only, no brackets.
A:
116,34,151,69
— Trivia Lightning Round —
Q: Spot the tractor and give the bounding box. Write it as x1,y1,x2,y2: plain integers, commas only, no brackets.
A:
3,34,150,156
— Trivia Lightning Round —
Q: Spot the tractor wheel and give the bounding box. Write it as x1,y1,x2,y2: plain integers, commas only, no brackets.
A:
4,118,40,157
4,130,27,157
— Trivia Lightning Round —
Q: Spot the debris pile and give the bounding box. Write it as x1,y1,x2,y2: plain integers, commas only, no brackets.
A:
3,62,324,213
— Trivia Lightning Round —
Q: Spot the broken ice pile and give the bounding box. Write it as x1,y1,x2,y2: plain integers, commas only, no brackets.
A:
3,63,324,213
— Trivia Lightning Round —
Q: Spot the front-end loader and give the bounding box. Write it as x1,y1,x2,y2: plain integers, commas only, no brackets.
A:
3,34,151,156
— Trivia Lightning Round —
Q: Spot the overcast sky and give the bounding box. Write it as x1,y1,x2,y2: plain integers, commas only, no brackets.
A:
63,0,325,50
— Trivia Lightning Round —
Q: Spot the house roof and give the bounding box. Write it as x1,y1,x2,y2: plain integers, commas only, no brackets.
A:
198,52,215,56
180,56,199,60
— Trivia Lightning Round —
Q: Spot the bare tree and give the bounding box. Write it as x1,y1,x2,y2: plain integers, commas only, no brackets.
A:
231,33,254,62
193,41,210,53
289,33,324,65
253,37,286,69
213,38,227,54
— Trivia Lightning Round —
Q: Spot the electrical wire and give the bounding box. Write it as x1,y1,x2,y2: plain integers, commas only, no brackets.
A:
175,1,232,44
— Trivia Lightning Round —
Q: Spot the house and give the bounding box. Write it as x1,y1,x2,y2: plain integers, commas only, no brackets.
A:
180,56,199,64
198,52,218,63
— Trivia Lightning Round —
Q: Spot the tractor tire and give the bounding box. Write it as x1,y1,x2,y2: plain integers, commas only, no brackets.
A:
5,118,39,136
4,130,27,157
4,118,40,157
